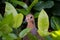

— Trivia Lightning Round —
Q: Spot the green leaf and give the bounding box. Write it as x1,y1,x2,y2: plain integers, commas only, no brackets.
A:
0,24,12,34
1,13,13,27
44,36,52,40
13,1,28,9
13,13,23,29
34,12,39,18
51,17,60,30
51,17,56,30
28,0,38,11
2,34,14,40
38,9,49,36
5,2,17,16
0,31,2,37
19,28,31,38
0,14,3,21
2,33,17,40
8,33,17,39
17,9,29,15
50,30,60,40
34,1,54,11
27,33,38,40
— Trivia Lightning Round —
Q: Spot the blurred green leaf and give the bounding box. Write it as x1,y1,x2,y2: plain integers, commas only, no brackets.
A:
13,1,28,9
51,17,60,30
44,35,52,40
1,13,13,27
38,9,49,36
0,31,2,37
34,1,54,11
8,33,17,39
0,24,12,34
34,12,39,18
28,0,38,11
17,9,29,15
13,13,23,29
2,34,14,40
19,28,31,38
6,0,18,7
27,33,38,40
51,17,56,30
0,14,3,21
5,2,17,16
50,30,60,40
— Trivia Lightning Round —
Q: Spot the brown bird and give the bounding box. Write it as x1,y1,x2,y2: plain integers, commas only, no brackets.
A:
23,14,44,40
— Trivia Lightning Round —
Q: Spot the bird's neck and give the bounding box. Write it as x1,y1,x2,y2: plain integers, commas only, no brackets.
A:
27,21,35,28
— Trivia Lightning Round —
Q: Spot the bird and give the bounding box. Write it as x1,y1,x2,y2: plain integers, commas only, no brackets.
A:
23,14,44,40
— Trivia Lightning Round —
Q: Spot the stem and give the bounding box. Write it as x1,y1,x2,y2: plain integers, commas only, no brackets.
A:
28,0,38,11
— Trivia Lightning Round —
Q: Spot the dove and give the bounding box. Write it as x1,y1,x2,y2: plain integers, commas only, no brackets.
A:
23,14,44,40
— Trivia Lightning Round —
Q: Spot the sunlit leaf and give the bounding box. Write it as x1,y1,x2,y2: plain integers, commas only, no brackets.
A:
13,13,23,29
19,28,31,38
50,30,60,40
5,2,17,16
38,9,49,36
1,13,13,27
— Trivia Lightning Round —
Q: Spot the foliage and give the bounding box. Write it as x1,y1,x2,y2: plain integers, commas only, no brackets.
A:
38,9,49,36
0,0,60,40
19,28,31,38
0,2,23,40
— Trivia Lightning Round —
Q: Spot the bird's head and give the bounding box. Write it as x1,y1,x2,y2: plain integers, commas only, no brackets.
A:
25,14,34,23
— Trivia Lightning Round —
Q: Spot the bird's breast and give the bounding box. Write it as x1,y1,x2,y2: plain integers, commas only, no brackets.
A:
30,27,37,35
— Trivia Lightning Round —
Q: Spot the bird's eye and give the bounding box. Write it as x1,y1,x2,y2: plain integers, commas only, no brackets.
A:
30,16,32,19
